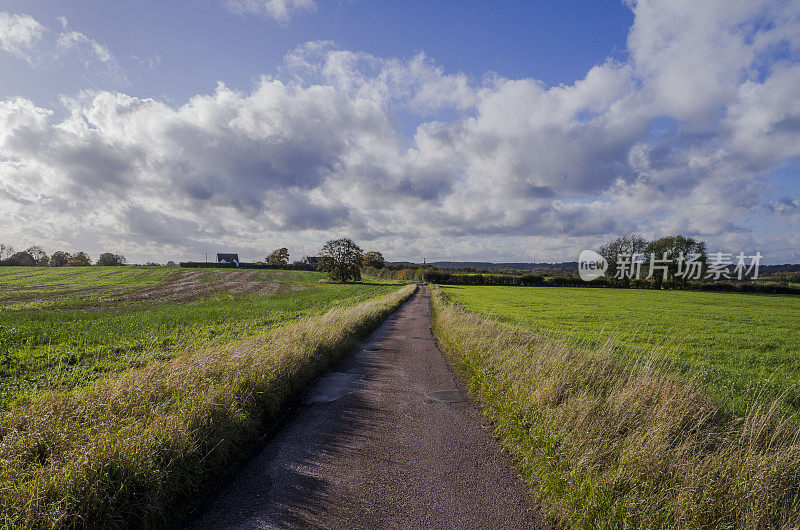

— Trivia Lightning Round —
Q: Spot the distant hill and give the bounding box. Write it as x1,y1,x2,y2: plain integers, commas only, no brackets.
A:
761,264,800,276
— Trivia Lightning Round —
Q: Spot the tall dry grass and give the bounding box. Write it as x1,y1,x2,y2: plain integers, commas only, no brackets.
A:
430,287,800,528
0,285,415,528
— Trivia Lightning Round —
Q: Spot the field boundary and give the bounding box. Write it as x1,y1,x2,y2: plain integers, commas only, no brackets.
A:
0,284,415,528
423,270,800,295
430,286,800,528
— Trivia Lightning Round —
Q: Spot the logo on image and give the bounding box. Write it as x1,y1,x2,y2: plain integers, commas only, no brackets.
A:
578,250,608,281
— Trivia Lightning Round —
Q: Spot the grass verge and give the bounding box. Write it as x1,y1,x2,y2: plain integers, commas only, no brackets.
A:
430,286,800,528
0,284,415,528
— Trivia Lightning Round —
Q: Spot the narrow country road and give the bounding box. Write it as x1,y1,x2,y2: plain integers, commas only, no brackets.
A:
189,284,549,529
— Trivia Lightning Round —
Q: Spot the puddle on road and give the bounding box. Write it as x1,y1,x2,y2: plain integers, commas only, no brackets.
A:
303,372,364,405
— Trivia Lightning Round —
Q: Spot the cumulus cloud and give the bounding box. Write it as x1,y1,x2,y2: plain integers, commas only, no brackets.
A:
0,11,124,81
284,41,478,112
1,0,800,262
225,0,316,22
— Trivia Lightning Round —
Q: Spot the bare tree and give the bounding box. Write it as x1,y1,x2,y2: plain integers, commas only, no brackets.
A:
0,244,14,261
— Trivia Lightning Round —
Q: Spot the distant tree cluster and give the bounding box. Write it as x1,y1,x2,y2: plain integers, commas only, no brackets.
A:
310,240,389,283
598,235,648,280
97,253,127,266
0,245,127,267
767,271,800,284
599,234,707,285
362,251,385,269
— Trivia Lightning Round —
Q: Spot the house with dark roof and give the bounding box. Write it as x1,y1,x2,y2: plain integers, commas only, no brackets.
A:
217,253,239,265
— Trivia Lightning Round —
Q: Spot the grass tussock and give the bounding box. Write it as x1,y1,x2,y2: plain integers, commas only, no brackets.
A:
0,284,415,529
430,287,800,528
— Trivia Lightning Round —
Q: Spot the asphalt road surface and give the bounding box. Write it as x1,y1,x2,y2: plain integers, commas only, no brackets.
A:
189,284,549,529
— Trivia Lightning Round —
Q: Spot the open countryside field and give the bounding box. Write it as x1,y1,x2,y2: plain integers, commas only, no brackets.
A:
0,266,412,526
0,267,400,409
440,285,800,415
0,266,326,309
432,286,800,527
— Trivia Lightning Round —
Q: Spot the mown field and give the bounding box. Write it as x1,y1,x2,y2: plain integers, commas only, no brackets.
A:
440,285,800,415
0,267,400,410
432,285,800,527
0,266,411,527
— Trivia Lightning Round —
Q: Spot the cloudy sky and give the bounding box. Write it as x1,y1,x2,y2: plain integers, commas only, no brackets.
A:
1,0,799,264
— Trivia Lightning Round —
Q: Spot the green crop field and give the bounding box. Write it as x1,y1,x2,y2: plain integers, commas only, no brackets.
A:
0,266,400,410
0,266,413,527
440,285,800,415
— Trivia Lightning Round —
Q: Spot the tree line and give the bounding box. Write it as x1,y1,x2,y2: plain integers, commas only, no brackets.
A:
363,234,800,294
184,240,388,282
0,245,126,267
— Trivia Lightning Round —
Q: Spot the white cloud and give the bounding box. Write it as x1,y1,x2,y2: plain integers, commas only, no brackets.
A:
0,12,44,63
225,0,317,22
626,0,800,124
284,42,478,112
0,11,124,81
1,0,800,263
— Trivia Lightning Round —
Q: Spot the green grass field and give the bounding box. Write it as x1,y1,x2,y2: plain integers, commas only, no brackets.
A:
440,285,800,414
0,266,400,410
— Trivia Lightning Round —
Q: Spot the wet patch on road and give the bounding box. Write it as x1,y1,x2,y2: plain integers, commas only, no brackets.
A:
303,372,365,405
425,389,466,403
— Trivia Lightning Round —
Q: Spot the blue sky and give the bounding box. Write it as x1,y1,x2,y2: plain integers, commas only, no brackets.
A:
0,1,634,105
0,0,799,264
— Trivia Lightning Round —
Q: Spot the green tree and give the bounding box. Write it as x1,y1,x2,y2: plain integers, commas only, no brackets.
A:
645,235,707,286
599,234,648,280
320,238,363,282
362,251,385,269
267,247,290,266
316,256,334,272
26,246,49,266
50,251,72,267
97,253,127,266
4,251,35,266
67,252,92,266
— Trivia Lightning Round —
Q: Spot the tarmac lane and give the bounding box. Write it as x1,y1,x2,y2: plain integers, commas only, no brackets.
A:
188,284,549,529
